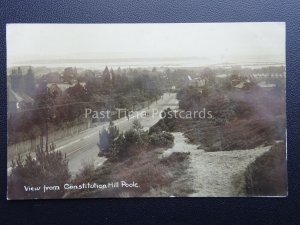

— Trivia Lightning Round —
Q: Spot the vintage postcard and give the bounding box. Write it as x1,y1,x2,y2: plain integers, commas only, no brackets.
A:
7,23,287,199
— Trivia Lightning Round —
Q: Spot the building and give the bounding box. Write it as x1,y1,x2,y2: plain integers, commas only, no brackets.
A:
63,67,78,83
47,83,63,96
7,83,34,113
8,67,35,113
187,75,207,87
43,72,62,83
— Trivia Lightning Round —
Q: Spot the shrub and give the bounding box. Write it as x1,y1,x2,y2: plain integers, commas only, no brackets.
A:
198,119,275,152
112,129,146,160
160,152,190,166
149,120,168,134
74,162,96,181
150,132,174,148
132,119,143,131
149,108,177,134
8,146,71,199
244,142,287,196
99,120,175,161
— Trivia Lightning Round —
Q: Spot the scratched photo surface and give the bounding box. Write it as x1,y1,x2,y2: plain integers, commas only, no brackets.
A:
6,23,287,199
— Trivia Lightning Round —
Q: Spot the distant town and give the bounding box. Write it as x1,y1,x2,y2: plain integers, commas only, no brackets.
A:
7,64,285,114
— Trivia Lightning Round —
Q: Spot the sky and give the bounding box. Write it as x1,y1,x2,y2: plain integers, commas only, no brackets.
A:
7,23,285,67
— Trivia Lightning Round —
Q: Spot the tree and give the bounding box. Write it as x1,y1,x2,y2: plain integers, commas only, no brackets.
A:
63,67,76,83
103,66,111,83
110,68,116,87
66,82,88,102
102,66,112,93
202,67,216,86
34,81,55,151
11,67,23,92
24,67,36,97
132,119,143,131
98,121,120,154
98,128,109,153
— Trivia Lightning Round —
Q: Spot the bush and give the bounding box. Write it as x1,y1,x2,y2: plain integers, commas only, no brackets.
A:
74,162,95,181
99,120,175,161
132,119,143,131
196,118,275,152
160,152,190,166
149,120,168,133
100,129,139,161
244,142,287,196
150,132,174,148
8,146,71,199
149,108,177,134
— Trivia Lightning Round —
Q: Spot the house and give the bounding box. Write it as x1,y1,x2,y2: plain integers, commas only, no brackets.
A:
187,75,206,87
8,84,34,113
8,67,35,113
8,87,21,112
232,80,256,90
258,81,276,90
43,72,62,83
47,83,63,96
63,67,78,83
46,81,86,93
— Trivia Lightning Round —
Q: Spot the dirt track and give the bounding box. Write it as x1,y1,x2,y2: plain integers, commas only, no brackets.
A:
163,132,270,197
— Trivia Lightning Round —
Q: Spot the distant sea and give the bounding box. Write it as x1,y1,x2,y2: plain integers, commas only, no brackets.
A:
7,57,285,70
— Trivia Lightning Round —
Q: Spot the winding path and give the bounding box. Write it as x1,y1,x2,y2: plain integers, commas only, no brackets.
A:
163,132,270,197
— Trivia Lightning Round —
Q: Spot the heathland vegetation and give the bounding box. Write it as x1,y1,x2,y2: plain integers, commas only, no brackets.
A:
8,119,190,198
8,146,70,199
8,65,287,197
149,67,286,195
245,142,287,196
98,119,174,161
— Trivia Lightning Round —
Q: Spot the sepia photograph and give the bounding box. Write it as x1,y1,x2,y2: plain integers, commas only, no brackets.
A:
6,23,287,199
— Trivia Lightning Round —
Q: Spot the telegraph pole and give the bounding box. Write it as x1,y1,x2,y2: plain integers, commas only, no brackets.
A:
45,117,49,152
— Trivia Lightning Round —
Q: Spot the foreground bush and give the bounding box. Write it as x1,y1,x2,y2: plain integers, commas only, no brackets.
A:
98,120,174,161
68,151,190,198
244,142,287,196
149,108,177,133
203,119,275,152
8,147,71,199
149,131,174,148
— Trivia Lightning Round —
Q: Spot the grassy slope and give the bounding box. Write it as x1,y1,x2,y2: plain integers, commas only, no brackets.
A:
66,148,190,198
244,142,287,196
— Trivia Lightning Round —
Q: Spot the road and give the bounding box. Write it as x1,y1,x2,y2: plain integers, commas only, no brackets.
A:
54,93,178,174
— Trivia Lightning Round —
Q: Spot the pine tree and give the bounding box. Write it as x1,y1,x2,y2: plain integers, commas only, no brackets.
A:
108,121,120,142
132,119,143,131
103,66,111,83
110,68,116,87
24,67,35,97
98,128,109,153
98,121,120,154
8,145,70,199
103,66,112,93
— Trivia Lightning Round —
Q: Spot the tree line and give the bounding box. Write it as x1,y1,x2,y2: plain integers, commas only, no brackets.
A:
8,66,166,145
